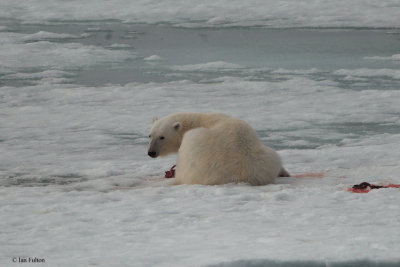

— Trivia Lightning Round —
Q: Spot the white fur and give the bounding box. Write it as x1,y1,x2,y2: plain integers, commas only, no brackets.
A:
148,112,287,185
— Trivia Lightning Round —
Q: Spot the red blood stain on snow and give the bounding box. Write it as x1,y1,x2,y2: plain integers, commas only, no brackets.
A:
293,172,325,178
162,166,399,194
348,182,400,193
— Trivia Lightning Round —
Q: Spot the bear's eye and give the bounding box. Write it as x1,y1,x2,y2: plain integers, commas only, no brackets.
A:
148,134,151,138
160,136,165,140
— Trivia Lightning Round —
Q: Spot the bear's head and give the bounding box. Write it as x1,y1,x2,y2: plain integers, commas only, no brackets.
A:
147,116,182,158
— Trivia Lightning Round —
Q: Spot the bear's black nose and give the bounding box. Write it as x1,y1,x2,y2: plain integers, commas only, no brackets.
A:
148,151,157,158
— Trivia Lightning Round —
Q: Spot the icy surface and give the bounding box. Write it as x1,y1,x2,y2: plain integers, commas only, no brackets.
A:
0,32,135,74
1,4,400,266
365,54,400,61
1,0,400,28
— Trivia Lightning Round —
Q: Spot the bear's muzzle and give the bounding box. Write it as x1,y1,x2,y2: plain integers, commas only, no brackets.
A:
148,151,157,158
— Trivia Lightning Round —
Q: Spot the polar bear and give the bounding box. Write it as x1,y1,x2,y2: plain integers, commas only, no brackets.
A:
147,112,289,185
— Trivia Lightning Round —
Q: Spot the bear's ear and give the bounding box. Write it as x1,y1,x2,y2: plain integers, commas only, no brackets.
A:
173,122,180,130
152,117,158,124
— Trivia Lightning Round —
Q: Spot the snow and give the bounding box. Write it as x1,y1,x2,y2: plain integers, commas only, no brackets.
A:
2,173,400,266
171,61,244,71
2,70,74,80
365,54,400,61
2,71,400,265
333,68,400,80
20,31,81,41
0,32,136,72
144,55,165,61
108,43,131,48
271,68,321,75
